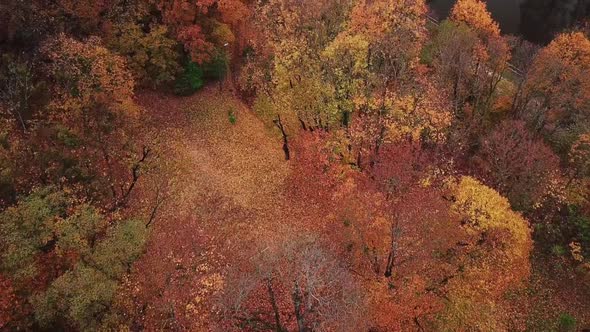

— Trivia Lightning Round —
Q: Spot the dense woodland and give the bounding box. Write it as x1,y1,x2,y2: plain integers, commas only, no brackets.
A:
1,0,590,331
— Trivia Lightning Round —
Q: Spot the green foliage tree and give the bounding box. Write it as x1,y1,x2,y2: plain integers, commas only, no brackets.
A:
32,219,147,330
0,187,69,283
0,186,148,329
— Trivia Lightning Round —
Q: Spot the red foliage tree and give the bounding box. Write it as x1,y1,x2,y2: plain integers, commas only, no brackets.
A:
0,274,18,329
177,25,214,64
474,120,561,211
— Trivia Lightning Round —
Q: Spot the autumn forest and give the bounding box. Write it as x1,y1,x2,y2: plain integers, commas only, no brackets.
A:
1,0,590,331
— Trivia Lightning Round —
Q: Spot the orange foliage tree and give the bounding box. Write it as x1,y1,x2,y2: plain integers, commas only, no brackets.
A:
450,0,500,38
431,0,510,118
520,32,590,151
348,0,427,88
40,34,148,209
41,34,135,116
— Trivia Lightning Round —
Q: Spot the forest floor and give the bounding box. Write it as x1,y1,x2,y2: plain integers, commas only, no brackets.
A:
112,86,590,331
117,86,298,331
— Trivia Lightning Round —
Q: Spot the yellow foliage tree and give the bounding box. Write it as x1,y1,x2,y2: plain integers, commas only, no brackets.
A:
386,83,452,143
322,33,371,125
451,176,532,276
439,176,533,330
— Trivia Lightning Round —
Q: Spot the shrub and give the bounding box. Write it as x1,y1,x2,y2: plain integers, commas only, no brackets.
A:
557,313,576,332
174,62,204,96
228,108,237,124
551,245,567,256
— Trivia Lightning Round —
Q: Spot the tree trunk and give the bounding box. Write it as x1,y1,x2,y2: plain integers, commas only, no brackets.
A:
15,110,26,131
274,115,290,160
299,117,308,131
111,146,151,211
146,184,164,228
384,247,394,277
385,225,399,277
292,280,306,332
266,277,285,332
453,74,460,113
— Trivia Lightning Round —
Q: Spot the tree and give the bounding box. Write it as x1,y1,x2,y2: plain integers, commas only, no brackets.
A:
321,33,371,126
372,142,442,197
32,219,148,330
429,20,480,114
246,0,354,156
177,25,215,64
379,187,464,329
348,0,428,89
0,187,70,284
429,0,510,122
320,0,429,133
0,118,41,207
174,61,205,95
439,176,533,330
42,34,135,121
347,78,452,170
451,176,532,291
154,0,216,27
0,185,148,329
520,32,590,153
449,0,500,38
430,16,510,119
218,0,250,27
475,120,561,211
507,36,540,113
108,23,181,87
151,0,240,65
569,133,590,185
41,34,152,209
220,234,367,332
563,133,590,206
385,79,452,144
0,274,18,329
0,0,50,45
0,55,39,131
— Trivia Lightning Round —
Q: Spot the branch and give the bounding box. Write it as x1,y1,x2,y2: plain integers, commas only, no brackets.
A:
146,182,165,228
112,145,151,211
